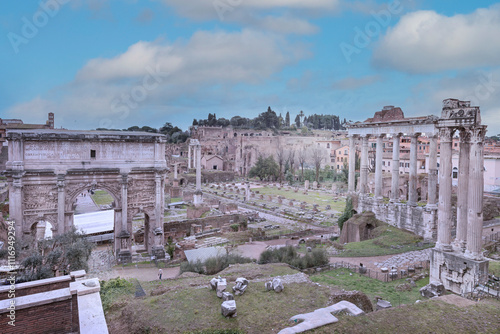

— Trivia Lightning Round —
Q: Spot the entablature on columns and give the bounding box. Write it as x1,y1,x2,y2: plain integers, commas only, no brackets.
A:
346,116,439,137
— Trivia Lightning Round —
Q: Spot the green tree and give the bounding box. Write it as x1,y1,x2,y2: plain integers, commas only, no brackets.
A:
337,197,354,231
19,227,94,282
294,114,301,128
248,155,279,181
285,111,290,127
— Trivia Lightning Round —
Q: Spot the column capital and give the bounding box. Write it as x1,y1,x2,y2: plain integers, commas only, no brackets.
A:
439,127,454,142
469,125,487,143
121,173,128,185
392,132,402,138
459,128,472,142
57,174,65,189
410,132,421,138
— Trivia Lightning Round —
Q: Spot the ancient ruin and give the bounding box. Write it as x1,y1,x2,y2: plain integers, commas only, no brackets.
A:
346,99,489,295
5,129,167,263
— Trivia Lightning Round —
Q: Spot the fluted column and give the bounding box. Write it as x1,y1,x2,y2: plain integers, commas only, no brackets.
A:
121,174,128,233
426,135,438,208
196,145,201,192
455,129,471,251
437,128,453,251
374,134,385,199
57,174,66,235
11,175,23,237
408,133,420,206
359,135,370,194
188,144,192,169
348,136,356,193
173,163,178,179
391,134,401,202
465,126,486,260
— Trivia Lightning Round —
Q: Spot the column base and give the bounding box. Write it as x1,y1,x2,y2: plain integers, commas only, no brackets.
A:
452,239,466,253
425,203,438,210
463,249,483,261
435,242,453,252
408,201,417,207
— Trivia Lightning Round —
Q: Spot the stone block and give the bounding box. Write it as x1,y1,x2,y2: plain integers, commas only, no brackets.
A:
221,300,237,318
272,278,284,293
376,299,392,310
222,292,234,301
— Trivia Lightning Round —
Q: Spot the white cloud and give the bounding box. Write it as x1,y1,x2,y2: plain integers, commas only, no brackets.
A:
373,5,500,73
332,75,381,90
159,0,340,35
7,29,308,130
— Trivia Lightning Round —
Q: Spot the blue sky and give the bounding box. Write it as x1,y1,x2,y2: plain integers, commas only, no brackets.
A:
1,0,499,134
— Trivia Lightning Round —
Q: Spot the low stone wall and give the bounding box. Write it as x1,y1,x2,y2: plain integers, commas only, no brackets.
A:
329,290,373,313
164,213,248,240
357,195,437,241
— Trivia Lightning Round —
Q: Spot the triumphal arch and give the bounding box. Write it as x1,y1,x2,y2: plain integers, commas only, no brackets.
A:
5,129,167,262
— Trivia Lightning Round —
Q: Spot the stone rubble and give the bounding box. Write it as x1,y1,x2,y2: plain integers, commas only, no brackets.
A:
221,300,237,318
374,249,431,269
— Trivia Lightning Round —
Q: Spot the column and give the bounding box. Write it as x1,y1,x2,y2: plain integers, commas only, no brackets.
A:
173,163,178,179
374,134,384,199
348,135,356,193
391,134,401,202
11,175,23,237
426,135,438,208
465,126,486,260
408,133,420,206
57,174,65,235
155,173,162,229
455,129,471,250
121,173,128,234
196,145,202,192
437,128,453,251
188,145,192,169
359,135,370,194
245,181,250,202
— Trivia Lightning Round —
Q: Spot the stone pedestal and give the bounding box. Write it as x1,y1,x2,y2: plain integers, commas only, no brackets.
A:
430,248,489,295
152,245,166,260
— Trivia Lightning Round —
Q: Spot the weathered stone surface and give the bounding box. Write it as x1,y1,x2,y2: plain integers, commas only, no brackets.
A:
272,278,284,293
376,299,392,310
419,281,444,298
222,292,234,301
265,281,273,291
221,300,237,318
232,277,248,296
278,301,364,334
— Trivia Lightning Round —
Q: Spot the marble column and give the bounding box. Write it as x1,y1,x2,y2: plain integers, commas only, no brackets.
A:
173,163,178,179
426,135,438,208
374,134,385,199
57,174,65,235
245,181,250,202
437,128,453,251
188,145,192,169
121,174,128,234
11,175,23,237
348,136,356,193
359,135,370,194
465,126,486,260
390,134,401,202
408,133,420,206
455,129,471,251
194,144,203,206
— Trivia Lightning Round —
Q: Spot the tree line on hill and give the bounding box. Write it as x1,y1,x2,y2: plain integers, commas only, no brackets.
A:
193,107,345,131
96,122,189,144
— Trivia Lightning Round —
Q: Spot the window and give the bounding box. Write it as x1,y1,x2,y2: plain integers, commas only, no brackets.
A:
452,167,458,178
388,161,390,166
344,149,348,155
327,143,330,148
213,165,218,170
382,161,385,166
337,165,340,169
90,150,96,159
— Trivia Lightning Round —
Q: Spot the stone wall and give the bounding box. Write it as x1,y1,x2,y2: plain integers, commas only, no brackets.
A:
164,213,248,240
357,195,437,241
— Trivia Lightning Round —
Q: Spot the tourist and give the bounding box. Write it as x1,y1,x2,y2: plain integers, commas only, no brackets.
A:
158,268,163,280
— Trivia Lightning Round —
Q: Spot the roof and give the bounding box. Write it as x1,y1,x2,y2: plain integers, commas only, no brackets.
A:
184,247,226,263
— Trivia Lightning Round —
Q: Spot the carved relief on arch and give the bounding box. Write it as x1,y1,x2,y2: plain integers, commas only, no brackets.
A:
22,184,58,211
24,214,58,234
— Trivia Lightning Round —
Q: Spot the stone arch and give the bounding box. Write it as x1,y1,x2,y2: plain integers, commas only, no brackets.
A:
65,183,121,212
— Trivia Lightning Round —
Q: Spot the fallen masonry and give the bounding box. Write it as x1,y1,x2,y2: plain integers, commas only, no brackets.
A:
221,300,237,318
232,277,248,296
277,300,364,334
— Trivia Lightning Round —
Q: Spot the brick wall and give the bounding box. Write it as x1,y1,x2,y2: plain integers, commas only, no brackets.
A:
0,278,70,300
0,299,74,334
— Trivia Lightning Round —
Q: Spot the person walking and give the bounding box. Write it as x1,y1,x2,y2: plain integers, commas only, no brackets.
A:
158,268,163,280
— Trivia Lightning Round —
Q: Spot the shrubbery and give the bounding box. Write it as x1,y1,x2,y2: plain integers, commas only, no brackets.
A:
180,254,253,275
100,277,134,312
258,246,329,270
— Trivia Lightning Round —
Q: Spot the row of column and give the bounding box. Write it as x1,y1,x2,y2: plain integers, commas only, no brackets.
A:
436,126,486,260
347,133,438,207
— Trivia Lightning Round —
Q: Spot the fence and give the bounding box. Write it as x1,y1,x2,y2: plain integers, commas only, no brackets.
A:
485,231,500,243
463,273,500,301
300,260,431,283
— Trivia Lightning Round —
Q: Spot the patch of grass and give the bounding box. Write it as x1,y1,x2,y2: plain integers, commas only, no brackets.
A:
91,190,114,205
334,224,433,257
316,299,500,334
489,260,500,276
311,268,429,307
180,254,253,276
100,277,135,313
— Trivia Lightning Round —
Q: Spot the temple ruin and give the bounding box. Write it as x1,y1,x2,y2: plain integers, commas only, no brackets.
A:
346,99,489,295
